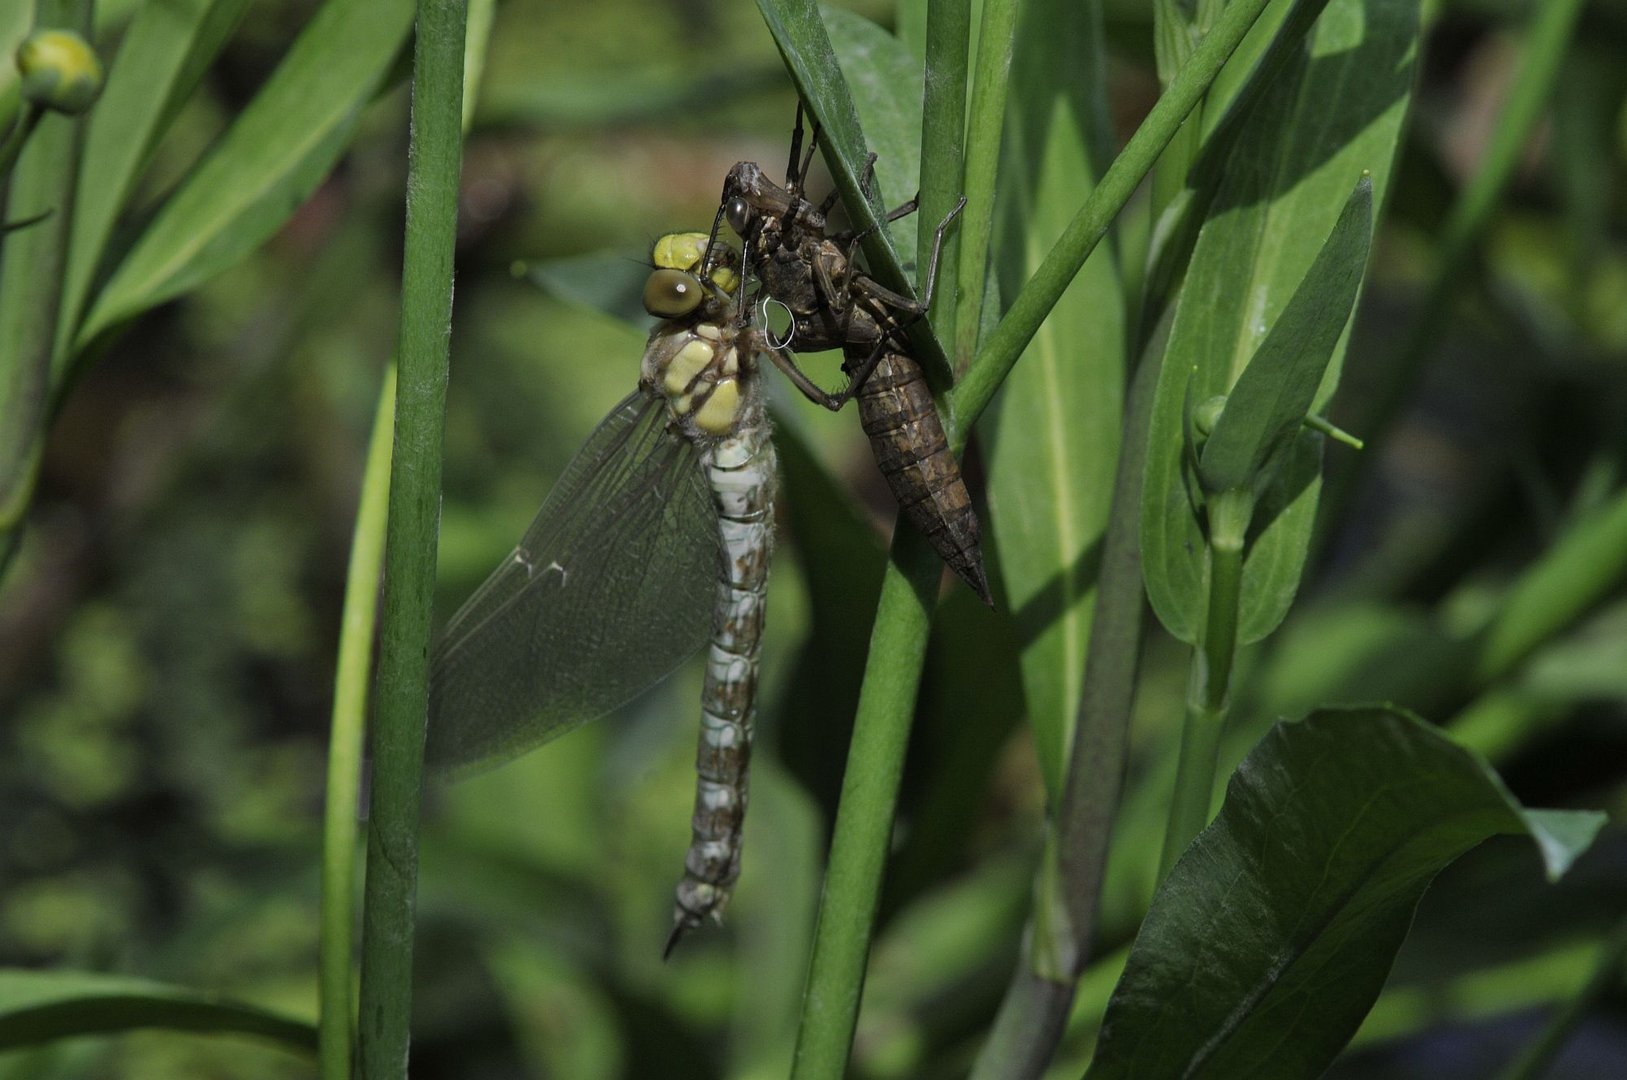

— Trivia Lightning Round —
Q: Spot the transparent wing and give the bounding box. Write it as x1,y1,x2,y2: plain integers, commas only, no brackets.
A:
427,390,720,774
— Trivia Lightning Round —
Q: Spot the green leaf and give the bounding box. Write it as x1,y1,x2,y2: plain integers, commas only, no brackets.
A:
1197,176,1370,494
981,0,1123,797
754,0,953,383
1140,0,1418,645
1084,707,1606,1080
0,969,317,1053
523,247,659,327
59,0,255,365
823,6,923,271
74,0,416,349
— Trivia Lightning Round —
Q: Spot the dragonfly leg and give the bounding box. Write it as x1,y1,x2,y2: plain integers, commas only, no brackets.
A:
917,195,968,311
763,336,850,412
788,103,821,198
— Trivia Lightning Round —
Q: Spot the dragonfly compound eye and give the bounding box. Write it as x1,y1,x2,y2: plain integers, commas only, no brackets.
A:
725,197,753,236
645,268,704,318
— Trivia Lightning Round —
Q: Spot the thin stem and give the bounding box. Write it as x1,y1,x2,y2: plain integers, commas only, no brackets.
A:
950,0,1017,371
969,330,1163,1080
0,105,43,182
1158,490,1248,881
789,526,942,1080
354,2,466,1077
0,1,91,544
917,0,969,368
319,365,396,1080
949,0,1275,439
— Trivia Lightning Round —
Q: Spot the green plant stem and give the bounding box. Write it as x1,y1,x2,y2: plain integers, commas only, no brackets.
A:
0,0,91,548
319,365,396,1080
917,0,968,365
969,324,1164,1080
1498,914,1627,1080
949,0,1274,435
790,526,942,1080
354,3,465,1077
1159,490,1248,881
949,0,1016,370
0,104,42,182
1329,0,1586,514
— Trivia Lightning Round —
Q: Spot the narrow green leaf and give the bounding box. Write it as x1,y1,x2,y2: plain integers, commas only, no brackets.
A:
320,365,395,1080
0,969,316,1054
58,0,255,362
1141,0,1418,645
75,0,416,349
1084,707,1606,1080
982,0,1123,797
0,0,90,535
1197,176,1371,494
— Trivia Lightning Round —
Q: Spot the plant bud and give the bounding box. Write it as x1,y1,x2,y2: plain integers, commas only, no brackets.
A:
17,30,104,115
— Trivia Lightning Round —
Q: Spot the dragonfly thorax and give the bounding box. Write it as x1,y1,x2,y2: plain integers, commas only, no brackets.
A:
642,319,761,439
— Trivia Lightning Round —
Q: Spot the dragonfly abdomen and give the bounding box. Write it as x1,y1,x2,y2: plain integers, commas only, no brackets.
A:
855,349,991,604
668,424,776,953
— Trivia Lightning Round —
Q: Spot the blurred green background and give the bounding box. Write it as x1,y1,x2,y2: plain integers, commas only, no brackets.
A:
3,0,1627,1076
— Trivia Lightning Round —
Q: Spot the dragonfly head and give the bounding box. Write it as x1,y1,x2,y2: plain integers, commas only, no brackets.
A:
646,232,740,319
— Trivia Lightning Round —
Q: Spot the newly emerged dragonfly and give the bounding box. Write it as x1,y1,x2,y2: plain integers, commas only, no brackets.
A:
705,107,991,604
427,233,774,954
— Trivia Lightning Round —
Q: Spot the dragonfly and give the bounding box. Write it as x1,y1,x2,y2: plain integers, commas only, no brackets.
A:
426,232,775,955
703,106,991,605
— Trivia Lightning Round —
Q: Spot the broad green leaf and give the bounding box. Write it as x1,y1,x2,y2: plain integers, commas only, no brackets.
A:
981,0,1123,796
59,0,255,365
75,0,416,348
0,969,317,1053
1084,707,1606,1080
1197,176,1371,494
754,0,954,383
1141,0,1418,645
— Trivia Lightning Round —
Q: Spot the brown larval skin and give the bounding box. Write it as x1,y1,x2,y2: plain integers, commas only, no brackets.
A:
854,350,989,604
717,159,992,604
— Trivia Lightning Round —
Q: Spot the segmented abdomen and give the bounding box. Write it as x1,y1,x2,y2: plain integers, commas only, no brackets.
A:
668,422,775,953
855,350,991,604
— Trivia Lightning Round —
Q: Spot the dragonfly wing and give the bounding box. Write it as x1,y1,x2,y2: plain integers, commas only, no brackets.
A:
428,390,720,774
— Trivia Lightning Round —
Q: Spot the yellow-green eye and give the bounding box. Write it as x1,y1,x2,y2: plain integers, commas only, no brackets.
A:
652,232,710,274
645,268,704,318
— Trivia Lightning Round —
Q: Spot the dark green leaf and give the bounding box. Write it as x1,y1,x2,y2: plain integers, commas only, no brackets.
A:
1084,707,1605,1080
1197,176,1371,493
74,0,416,349
0,969,317,1053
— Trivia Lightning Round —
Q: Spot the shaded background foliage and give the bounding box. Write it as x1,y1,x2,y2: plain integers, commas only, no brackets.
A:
0,0,1625,1076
